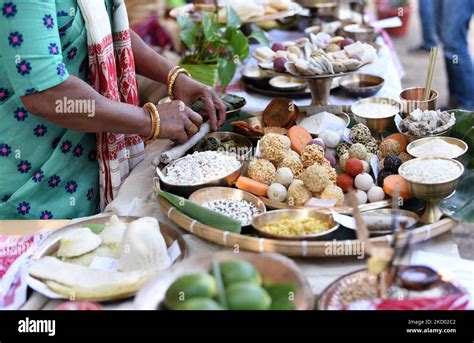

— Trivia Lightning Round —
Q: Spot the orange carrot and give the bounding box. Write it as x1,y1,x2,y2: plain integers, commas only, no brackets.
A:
383,175,413,199
236,176,269,197
288,125,312,154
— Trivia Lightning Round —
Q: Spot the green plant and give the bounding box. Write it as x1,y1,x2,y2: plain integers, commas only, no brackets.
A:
178,6,269,90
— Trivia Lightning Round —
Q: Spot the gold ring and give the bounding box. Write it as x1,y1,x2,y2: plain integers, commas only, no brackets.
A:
186,124,199,136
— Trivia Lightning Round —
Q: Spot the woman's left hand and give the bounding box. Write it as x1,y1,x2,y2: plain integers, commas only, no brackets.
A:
172,75,226,131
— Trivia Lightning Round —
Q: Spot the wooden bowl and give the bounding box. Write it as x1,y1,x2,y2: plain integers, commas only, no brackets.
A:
134,251,315,310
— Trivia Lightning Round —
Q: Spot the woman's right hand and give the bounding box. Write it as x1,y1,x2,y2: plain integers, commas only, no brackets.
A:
157,101,203,144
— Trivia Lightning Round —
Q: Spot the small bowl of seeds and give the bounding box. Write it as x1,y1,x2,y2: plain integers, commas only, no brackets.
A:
188,187,266,227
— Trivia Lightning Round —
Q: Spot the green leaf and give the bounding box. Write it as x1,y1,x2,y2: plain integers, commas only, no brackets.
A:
82,223,105,235
440,109,474,223
217,58,236,90
202,12,218,40
248,27,270,47
227,30,249,61
177,15,198,49
226,6,241,28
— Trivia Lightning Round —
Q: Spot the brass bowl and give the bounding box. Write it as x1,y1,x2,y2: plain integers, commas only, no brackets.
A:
340,74,385,98
251,209,340,240
395,118,453,144
343,24,376,43
157,153,243,198
399,157,465,224
351,97,401,140
400,87,439,116
188,187,266,226
407,137,468,160
361,209,419,236
134,251,315,310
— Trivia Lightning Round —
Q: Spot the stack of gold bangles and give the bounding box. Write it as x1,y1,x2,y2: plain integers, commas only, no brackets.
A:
143,102,160,145
167,66,191,100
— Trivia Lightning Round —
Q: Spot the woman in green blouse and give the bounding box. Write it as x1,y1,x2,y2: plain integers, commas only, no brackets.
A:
0,0,226,219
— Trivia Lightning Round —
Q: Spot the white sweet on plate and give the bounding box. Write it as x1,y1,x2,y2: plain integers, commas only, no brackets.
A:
100,214,126,245
56,227,102,258
118,217,172,273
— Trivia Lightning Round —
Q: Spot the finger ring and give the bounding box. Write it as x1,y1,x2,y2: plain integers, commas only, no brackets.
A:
186,123,199,136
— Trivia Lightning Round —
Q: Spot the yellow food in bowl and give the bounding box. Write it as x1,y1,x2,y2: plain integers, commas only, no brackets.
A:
260,216,332,237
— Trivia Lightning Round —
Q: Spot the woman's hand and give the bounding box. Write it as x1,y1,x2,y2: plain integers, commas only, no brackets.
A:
172,75,227,131
157,100,203,144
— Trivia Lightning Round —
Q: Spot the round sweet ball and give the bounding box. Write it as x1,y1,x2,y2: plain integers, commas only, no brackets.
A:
354,172,374,191
384,155,402,174
324,151,337,167
336,173,354,193
300,144,326,168
300,164,331,193
336,142,351,157
354,189,368,205
275,167,294,187
320,184,344,206
379,139,401,158
350,124,372,144
349,143,368,160
259,133,290,163
367,186,385,203
267,183,288,202
321,130,341,149
248,158,276,185
345,158,364,177
287,180,312,206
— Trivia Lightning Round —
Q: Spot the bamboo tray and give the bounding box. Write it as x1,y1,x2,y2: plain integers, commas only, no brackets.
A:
158,196,458,257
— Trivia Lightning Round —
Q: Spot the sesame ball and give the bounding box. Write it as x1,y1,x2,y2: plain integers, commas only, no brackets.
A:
300,144,326,168
300,164,331,193
259,133,290,163
336,142,351,157
287,180,312,206
279,154,304,178
248,158,276,185
349,143,368,160
320,184,345,206
350,124,372,144
379,139,401,158
364,138,379,155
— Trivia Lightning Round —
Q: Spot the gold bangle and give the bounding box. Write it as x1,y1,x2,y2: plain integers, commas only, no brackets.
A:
167,67,191,100
143,102,160,144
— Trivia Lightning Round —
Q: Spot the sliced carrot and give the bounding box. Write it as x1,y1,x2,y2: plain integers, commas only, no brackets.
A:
236,176,269,197
288,125,312,154
384,133,407,152
383,175,413,199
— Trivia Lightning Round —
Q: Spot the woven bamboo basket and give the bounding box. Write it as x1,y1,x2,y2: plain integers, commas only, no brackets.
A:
157,195,458,257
